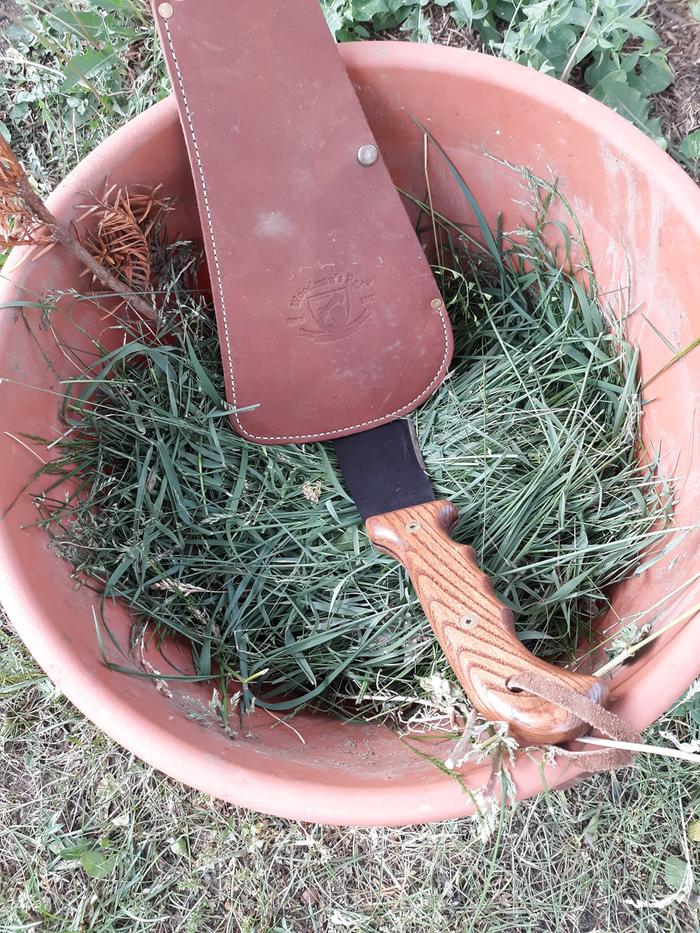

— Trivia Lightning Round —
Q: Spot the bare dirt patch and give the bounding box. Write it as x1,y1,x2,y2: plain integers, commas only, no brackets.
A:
648,0,700,148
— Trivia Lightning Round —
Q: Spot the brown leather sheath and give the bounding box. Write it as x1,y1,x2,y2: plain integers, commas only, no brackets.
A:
153,0,452,444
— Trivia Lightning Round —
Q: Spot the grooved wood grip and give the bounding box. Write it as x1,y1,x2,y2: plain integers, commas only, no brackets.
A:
365,500,607,745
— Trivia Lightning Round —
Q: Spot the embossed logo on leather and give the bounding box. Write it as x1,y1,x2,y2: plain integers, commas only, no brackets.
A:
288,271,374,341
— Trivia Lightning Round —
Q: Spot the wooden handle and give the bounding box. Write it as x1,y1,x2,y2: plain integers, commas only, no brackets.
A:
366,500,607,745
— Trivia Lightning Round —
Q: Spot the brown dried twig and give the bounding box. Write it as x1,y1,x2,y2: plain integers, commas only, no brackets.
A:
0,136,156,320
0,137,54,250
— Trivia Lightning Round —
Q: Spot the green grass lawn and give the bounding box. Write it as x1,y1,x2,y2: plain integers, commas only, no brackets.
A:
1,2,700,930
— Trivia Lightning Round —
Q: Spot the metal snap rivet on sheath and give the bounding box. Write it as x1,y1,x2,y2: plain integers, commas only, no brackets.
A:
357,144,379,166
431,298,443,310
158,2,173,18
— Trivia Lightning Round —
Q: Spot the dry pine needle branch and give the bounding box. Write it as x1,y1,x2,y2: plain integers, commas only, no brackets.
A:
0,136,156,320
76,184,172,296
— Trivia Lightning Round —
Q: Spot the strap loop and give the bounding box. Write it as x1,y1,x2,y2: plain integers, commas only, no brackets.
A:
509,670,641,772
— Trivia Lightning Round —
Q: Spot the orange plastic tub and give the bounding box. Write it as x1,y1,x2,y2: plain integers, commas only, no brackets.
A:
1,44,699,825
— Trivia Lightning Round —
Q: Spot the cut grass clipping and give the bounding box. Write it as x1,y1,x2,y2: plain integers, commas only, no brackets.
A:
35,167,673,725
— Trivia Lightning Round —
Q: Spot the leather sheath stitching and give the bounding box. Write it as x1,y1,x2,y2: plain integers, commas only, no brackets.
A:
162,22,451,443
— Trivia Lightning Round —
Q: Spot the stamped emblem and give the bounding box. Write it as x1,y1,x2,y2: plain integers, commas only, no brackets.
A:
288,270,374,341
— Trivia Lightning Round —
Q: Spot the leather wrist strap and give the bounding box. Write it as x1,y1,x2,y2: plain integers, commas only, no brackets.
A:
510,670,641,771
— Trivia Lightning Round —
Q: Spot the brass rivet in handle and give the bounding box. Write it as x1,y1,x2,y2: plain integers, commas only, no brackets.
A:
405,520,421,533
431,298,443,310
158,2,174,18
458,614,477,630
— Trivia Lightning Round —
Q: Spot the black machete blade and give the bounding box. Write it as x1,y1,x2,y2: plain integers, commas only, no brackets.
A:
333,419,435,522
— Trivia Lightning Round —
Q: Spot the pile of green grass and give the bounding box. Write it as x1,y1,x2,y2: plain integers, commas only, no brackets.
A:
36,171,672,721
